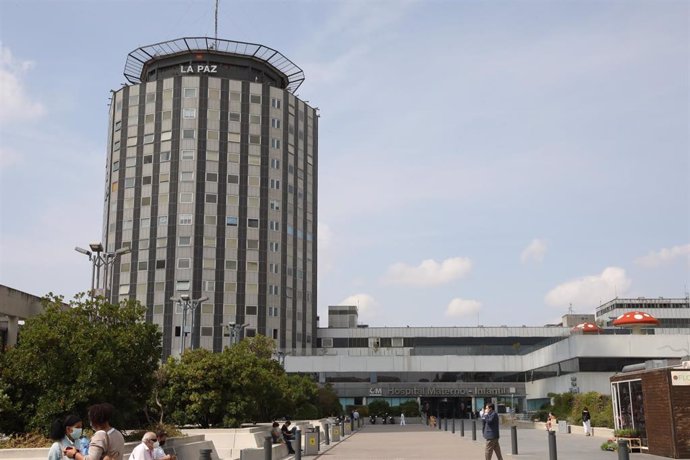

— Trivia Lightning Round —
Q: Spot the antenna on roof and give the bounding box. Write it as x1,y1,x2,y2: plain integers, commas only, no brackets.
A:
568,303,574,314
214,0,219,41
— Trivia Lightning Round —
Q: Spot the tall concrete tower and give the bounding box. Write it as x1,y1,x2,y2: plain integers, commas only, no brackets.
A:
103,38,317,358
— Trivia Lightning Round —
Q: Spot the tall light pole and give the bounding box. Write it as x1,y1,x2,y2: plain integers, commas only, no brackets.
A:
227,321,249,347
75,243,130,298
172,295,209,355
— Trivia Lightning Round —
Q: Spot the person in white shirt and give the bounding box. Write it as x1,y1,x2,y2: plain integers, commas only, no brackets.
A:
129,432,157,460
400,412,406,426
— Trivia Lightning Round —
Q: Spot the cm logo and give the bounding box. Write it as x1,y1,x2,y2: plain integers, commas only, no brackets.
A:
369,387,383,396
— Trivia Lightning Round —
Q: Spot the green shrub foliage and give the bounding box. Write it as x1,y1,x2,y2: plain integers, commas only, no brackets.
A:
0,294,162,434
155,336,321,427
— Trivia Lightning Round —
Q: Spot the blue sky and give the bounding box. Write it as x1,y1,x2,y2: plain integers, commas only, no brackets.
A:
0,0,688,327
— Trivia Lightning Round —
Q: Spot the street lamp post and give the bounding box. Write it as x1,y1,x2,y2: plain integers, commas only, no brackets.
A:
172,295,209,355
75,243,130,299
227,321,249,347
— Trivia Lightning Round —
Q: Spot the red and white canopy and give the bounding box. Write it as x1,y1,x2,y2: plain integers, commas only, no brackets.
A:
571,322,602,333
612,311,659,327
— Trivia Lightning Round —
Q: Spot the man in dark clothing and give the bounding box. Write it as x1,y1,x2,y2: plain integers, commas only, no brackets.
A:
481,403,504,460
280,421,296,454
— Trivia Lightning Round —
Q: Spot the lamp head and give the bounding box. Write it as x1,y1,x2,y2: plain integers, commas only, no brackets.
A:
180,294,190,302
114,247,131,256
74,246,91,257
89,242,104,252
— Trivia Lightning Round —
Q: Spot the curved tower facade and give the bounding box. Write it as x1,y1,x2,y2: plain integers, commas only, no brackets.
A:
103,38,317,358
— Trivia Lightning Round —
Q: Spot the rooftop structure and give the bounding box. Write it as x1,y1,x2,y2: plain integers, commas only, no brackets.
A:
124,37,305,92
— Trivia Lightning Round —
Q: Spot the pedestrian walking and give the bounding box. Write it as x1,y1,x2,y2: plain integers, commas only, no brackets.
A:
582,407,592,436
481,403,503,460
400,412,406,426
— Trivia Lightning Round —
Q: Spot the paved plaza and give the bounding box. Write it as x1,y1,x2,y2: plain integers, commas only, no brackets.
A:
314,423,669,460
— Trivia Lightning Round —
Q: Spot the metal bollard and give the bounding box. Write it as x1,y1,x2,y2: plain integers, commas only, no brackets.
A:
472,420,477,441
295,428,302,460
617,439,630,460
511,426,518,455
316,428,321,452
461,418,465,437
341,419,346,437
263,436,272,460
351,418,354,432
438,415,442,430
199,448,212,460
548,430,557,460
444,417,448,431
325,423,330,445
452,417,455,434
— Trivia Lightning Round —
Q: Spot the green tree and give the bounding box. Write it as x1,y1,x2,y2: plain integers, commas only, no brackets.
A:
316,383,342,417
0,294,162,434
398,400,420,417
368,399,391,416
548,392,575,421
156,336,318,427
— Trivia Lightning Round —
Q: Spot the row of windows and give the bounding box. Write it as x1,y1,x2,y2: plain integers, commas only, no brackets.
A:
114,130,288,148
112,171,300,191
116,112,287,131
117,89,284,108
597,303,689,315
115,235,309,258
114,209,311,232
164,259,286,272
171,327,287,341
122,215,314,241
112,143,309,171
118,279,310,300
116,109,289,129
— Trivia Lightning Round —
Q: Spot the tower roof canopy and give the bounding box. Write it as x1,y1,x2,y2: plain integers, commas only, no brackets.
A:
124,37,305,93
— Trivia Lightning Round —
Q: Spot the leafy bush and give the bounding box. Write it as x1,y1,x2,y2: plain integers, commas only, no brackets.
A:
0,294,162,435
539,391,614,428
157,337,318,427
569,391,613,428
614,428,640,437
368,399,391,416
0,432,52,449
601,439,618,451
392,400,420,417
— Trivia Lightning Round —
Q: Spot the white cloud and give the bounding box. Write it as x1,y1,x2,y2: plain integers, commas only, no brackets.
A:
521,238,548,264
445,298,482,318
0,44,45,124
635,244,690,268
383,257,472,287
545,267,631,309
337,293,379,320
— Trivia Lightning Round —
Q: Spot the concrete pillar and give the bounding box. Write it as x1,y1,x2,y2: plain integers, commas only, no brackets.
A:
6,316,19,347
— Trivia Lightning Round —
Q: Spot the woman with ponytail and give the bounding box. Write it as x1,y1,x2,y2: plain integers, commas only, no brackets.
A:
48,414,83,460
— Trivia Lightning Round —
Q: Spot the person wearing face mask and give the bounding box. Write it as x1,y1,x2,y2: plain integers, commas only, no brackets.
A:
152,430,175,460
64,402,124,460
48,414,82,460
